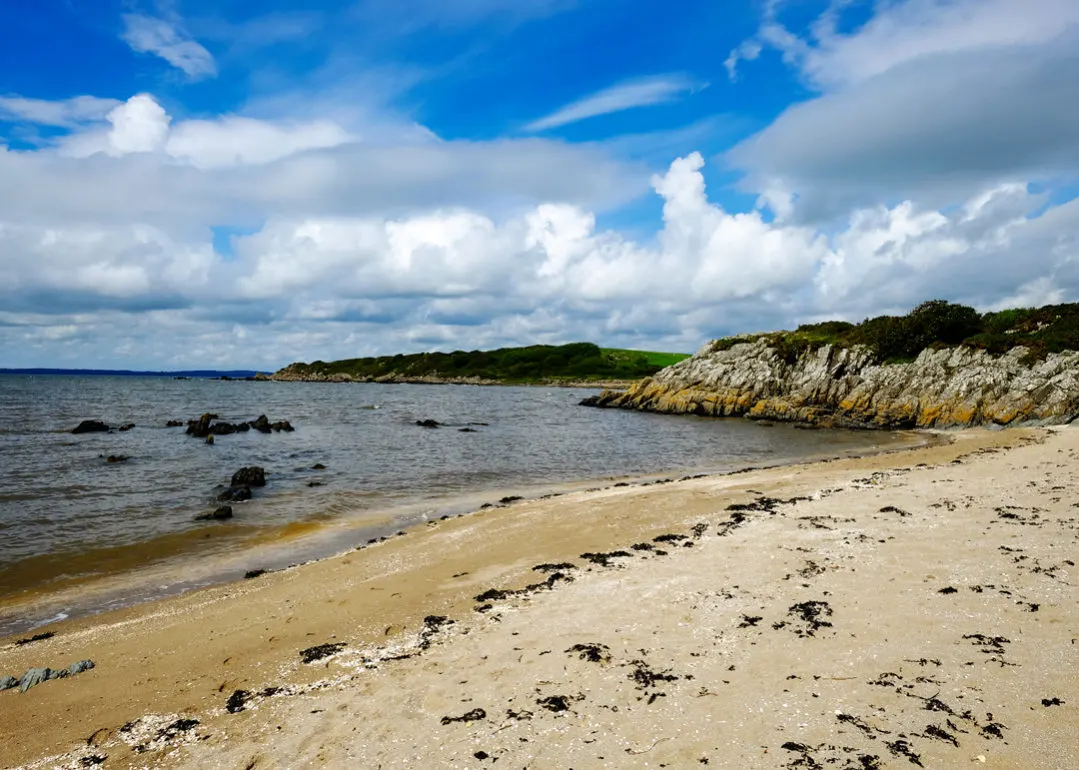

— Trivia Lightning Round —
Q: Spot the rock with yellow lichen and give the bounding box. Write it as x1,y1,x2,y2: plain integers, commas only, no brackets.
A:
580,339,1079,429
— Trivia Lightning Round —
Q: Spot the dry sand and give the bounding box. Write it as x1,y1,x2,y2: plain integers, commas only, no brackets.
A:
2,426,1077,769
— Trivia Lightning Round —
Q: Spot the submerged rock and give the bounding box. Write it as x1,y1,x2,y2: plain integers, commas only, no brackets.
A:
217,485,252,502
117,423,135,432
166,420,184,427
72,420,109,434
195,506,234,522
416,419,441,429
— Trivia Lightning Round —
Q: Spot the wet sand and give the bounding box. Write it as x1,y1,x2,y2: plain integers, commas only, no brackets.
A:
2,426,1077,769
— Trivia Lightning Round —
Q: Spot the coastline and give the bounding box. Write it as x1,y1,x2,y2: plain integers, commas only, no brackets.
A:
0,426,926,639
3,426,1077,768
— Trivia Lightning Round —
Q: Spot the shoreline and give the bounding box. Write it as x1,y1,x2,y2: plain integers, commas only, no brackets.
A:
0,428,928,639
3,426,1076,768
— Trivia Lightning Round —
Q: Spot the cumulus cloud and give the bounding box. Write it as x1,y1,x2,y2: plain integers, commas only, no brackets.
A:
526,75,704,132
725,0,1079,220
6,150,1074,369
121,13,217,79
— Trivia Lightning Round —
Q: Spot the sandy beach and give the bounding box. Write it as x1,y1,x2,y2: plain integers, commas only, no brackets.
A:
2,426,1077,769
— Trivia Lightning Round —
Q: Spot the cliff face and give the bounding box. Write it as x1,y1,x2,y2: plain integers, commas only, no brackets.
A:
582,339,1079,429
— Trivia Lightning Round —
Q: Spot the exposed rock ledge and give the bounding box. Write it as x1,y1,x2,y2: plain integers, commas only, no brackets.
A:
581,338,1079,429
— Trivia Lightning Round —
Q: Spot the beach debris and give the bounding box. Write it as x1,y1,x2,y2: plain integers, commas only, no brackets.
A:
14,631,55,646
244,569,268,579
1041,697,1064,706
884,739,923,766
922,724,959,747
566,643,611,664
299,642,346,664
738,615,763,628
72,420,110,434
880,505,911,517
473,571,573,605
231,467,266,487
440,708,486,725
532,562,576,572
79,755,106,766
580,550,633,568
937,586,959,594
627,659,679,693
226,689,251,713
417,615,455,650
499,495,523,504
536,694,576,713
195,505,233,522
980,721,1007,739
653,533,688,544
773,601,834,637
416,419,441,429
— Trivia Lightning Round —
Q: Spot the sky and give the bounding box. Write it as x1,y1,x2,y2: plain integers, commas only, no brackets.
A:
1,0,1078,370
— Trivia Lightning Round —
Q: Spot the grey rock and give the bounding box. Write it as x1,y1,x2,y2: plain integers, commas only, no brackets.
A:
69,660,95,675
19,667,51,692
584,339,1079,429
0,675,17,691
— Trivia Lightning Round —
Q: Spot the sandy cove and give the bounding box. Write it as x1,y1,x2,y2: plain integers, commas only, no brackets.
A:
2,428,1078,769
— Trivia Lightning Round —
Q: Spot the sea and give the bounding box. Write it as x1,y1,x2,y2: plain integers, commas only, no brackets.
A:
0,375,918,636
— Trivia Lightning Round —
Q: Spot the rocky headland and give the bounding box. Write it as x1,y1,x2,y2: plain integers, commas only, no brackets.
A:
582,338,1079,429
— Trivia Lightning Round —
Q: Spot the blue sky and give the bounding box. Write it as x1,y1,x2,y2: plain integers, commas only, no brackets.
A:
1,0,1078,369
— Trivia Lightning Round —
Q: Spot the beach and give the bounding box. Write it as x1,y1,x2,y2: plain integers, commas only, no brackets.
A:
2,425,1077,769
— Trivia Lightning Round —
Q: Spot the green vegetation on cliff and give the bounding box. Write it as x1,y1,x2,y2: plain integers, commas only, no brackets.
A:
717,300,1079,364
279,343,690,383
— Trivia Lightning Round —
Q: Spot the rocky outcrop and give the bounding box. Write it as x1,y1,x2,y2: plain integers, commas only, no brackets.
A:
71,420,109,434
581,339,1079,429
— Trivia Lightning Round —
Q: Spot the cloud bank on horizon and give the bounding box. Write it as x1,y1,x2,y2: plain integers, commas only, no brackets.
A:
0,0,1077,370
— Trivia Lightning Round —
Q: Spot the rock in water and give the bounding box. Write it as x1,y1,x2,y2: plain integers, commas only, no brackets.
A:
231,467,266,487
251,415,272,433
166,420,184,427
218,485,252,502
117,423,135,432
195,506,234,521
72,420,109,434
416,419,441,428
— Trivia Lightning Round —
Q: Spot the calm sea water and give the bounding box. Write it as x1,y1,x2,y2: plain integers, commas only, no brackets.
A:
0,375,915,634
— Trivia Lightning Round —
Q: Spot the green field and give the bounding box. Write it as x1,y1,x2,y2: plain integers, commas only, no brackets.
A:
279,342,690,383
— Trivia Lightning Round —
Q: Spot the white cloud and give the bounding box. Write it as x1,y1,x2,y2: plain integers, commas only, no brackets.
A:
0,95,121,128
121,13,217,79
165,117,353,169
729,0,1079,89
525,75,703,132
7,151,1070,369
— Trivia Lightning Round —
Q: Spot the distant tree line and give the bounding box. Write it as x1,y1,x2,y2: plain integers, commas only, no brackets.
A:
285,343,687,382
